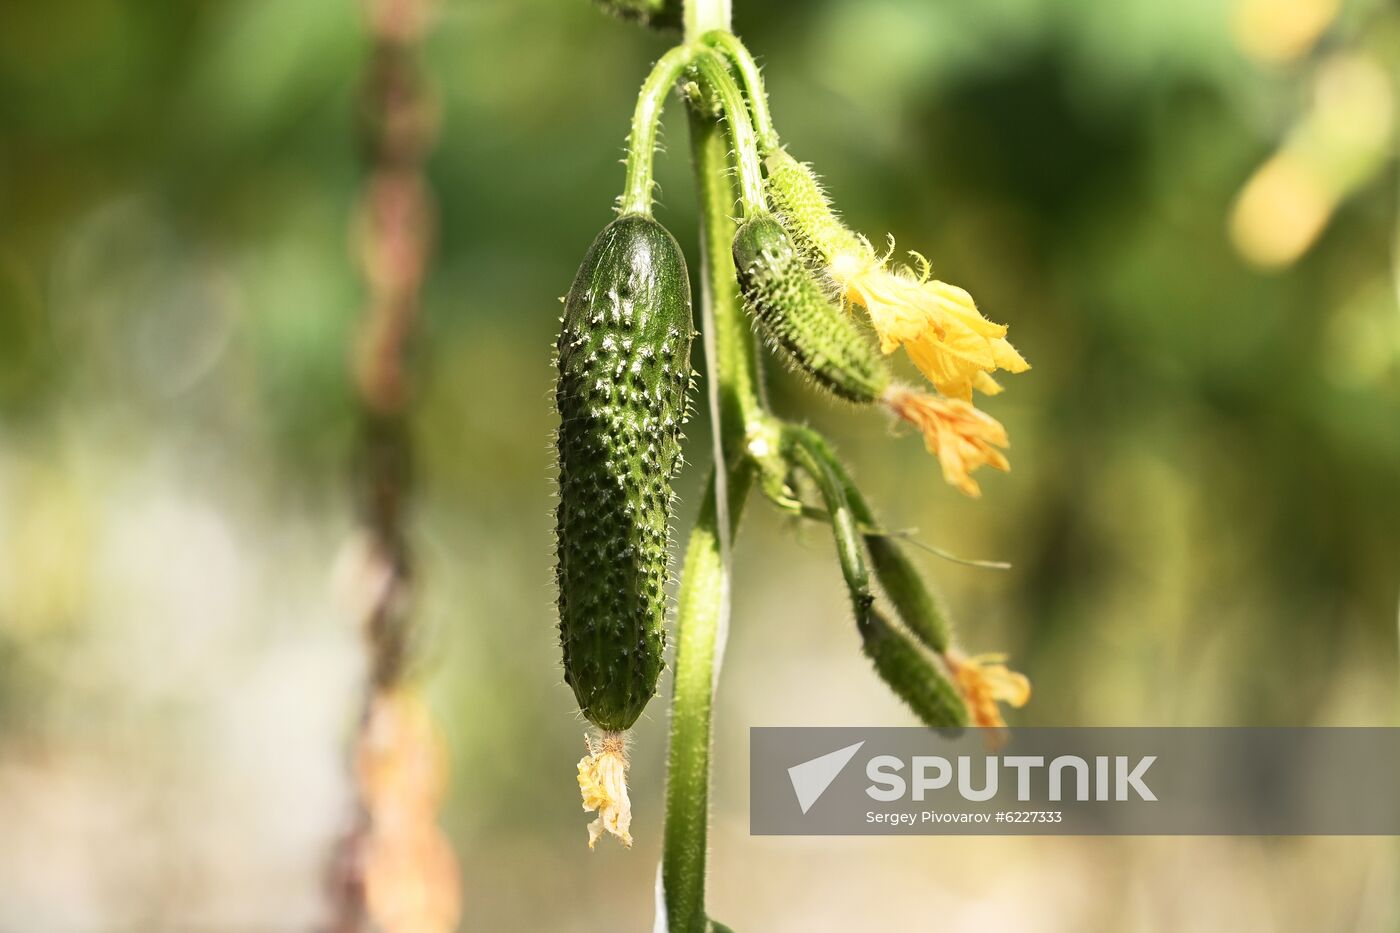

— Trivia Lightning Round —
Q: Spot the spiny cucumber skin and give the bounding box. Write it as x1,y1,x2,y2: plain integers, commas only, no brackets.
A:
555,215,692,733
732,215,889,404
763,147,868,268
859,609,969,729
867,536,953,654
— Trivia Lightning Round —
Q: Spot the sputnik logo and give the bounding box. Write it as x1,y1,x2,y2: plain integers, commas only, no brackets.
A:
787,741,865,814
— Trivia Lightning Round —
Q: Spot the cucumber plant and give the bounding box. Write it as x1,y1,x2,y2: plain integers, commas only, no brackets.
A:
554,2,1034,928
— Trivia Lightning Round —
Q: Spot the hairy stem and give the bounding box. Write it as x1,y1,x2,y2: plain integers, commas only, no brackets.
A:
620,45,701,216
703,31,777,150
691,52,767,218
691,120,766,441
663,468,750,933
664,0,764,922
783,424,956,654
784,430,872,622
684,0,729,41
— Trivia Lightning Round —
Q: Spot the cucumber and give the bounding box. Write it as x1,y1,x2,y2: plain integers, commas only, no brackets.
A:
731,214,889,403
859,609,969,729
555,214,692,733
763,147,869,270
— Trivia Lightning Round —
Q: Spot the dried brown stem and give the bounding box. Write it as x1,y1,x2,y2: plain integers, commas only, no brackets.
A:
326,1,459,931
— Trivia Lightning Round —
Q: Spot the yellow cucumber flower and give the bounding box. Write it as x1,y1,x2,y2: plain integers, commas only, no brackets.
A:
885,386,1010,497
763,147,1027,399
946,650,1031,729
577,731,633,848
831,248,1028,401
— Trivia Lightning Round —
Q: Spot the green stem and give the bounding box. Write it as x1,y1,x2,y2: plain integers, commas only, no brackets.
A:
684,0,729,40
784,430,871,622
692,52,767,218
703,31,778,150
690,113,766,443
778,425,969,728
783,424,955,653
663,468,750,933
664,0,764,921
620,45,701,216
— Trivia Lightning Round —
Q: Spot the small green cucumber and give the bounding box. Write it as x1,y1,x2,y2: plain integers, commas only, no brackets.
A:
859,609,970,729
865,536,954,654
555,214,692,733
732,214,889,403
763,147,869,269
788,426,956,653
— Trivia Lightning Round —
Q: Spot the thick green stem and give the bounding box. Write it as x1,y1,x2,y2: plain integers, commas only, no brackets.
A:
663,469,750,933
663,0,764,919
620,45,701,216
684,0,729,41
703,31,777,150
691,52,767,217
690,113,765,443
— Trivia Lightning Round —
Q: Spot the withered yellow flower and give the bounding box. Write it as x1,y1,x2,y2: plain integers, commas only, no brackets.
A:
829,249,1028,401
577,732,632,848
884,386,1010,497
946,650,1031,729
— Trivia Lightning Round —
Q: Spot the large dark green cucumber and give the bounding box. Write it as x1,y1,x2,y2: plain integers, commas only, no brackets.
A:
555,214,692,733
732,214,889,403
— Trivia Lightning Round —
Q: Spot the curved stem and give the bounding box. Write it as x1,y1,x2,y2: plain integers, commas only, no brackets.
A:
692,116,767,438
782,424,955,653
621,45,702,216
784,430,872,622
703,31,778,150
776,424,970,727
692,51,768,219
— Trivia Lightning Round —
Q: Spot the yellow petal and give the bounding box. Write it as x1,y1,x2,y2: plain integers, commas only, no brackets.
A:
885,386,1011,497
947,650,1031,728
973,372,1004,396
991,337,1030,373
577,732,632,848
903,329,995,400
832,255,1026,399
925,280,1008,339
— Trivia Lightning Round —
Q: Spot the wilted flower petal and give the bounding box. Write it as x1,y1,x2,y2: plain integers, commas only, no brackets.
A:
577,732,633,848
947,650,1031,729
885,386,1010,497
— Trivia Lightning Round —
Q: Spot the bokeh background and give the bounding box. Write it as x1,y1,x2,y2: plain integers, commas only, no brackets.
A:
2,0,1399,929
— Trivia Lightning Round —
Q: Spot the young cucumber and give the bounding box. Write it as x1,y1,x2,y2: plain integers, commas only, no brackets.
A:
732,214,889,403
555,214,692,733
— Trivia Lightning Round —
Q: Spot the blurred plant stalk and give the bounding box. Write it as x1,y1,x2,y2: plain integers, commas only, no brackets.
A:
328,0,461,931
